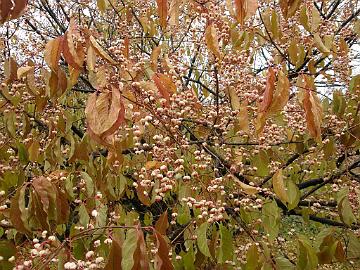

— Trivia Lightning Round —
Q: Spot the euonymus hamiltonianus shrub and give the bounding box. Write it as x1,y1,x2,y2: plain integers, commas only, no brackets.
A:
0,0,360,269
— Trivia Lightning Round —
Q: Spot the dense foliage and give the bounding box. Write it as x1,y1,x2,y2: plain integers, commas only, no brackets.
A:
0,0,360,269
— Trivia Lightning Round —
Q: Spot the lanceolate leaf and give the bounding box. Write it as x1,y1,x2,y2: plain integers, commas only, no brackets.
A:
217,224,234,263
234,0,258,25
153,73,177,105
122,229,138,270
89,36,116,64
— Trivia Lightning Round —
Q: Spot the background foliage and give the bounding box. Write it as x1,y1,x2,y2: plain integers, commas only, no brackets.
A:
0,0,360,269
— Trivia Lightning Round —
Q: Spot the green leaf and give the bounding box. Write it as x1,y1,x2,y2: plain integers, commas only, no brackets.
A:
297,235,318,270
273,169,289,204
196,222,211,257
287,178,300,210
217,223,233,263
17,143,29,164
275,256,295,269
78,204,90,227
244,244,259,270
80,172,95,198
122,229,138,270
338,196,356,226
262,200,280,242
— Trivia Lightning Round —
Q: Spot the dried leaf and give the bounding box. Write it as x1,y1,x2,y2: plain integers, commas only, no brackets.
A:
169,0,181,27
4,57,18,83
205,23,221,59
268,70,290,113
234,0,258,25
10,186,30,234
238,100,250,133
228,86,240,111
151,46,162,72
62,19,84,70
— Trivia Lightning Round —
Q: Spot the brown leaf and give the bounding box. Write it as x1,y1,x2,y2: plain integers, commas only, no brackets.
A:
45,37,63,72
234,0,258,25
268,70,290,113
154,231,174,270
85,86,125,138
228,86,240,111
205,23,221,59
136,185,151,207
153,73,177,105
55,187,70,224
259,67,276,113
302,76,323,140
86,46,97,71
10,185,31,234
151,46,162,72
155,210,169,235
104,237,123,270
47,69,68,98
133,229,150,270
0,0,28,24
156,0,168,29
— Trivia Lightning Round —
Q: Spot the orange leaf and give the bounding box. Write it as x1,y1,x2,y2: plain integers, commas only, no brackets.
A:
156,0,168,29
302,76,323,140
45,36,63,72
155,210,169,235
153,73,176,105
268,70,290,113
259,67,276,113
205,23,221,59
133,228,150,270
62,19,84,70
169,0,181,27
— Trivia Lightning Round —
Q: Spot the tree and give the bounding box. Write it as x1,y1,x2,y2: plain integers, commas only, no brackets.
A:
0,0,359,269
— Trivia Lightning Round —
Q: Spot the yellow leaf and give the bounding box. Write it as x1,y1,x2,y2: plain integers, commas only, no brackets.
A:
230,175,258,195
145,161,160,170
228,86,240,111
97,0,107,13
273,169,289,204
205,23,221,59
44,36,62,72
313,33,330,54
311,6,321,32
90,36,116,64
238,100,250,133
169,0,181,27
